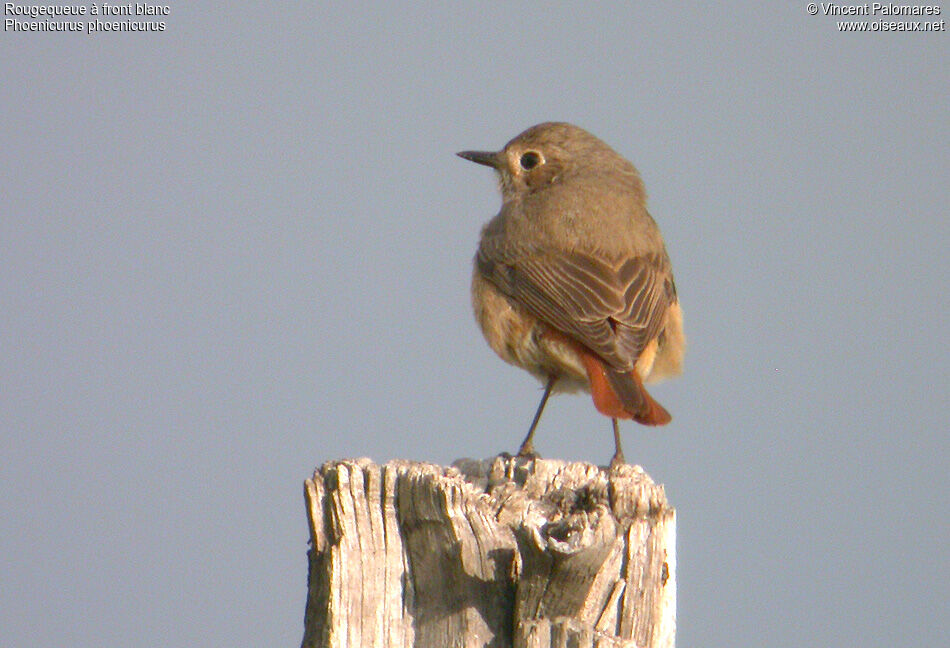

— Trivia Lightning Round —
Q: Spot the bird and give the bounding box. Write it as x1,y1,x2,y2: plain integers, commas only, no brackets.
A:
457,122,685,467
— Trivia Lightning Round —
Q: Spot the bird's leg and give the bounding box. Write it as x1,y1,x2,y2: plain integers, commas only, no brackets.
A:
609,418,626,469
517,375,556,457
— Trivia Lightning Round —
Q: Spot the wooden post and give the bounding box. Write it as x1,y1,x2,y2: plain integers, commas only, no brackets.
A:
301,456,675,648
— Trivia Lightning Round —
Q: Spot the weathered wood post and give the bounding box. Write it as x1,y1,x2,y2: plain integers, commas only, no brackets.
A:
301,456,675,648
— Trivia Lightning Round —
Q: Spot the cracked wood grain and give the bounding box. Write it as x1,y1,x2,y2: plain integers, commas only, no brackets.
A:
301,456,675,648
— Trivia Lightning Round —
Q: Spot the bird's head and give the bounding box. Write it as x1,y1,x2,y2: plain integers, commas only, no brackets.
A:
457,122,618,200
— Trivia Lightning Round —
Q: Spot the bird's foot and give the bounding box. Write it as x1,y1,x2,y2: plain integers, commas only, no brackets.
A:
516,441,540,460
608,451,626,471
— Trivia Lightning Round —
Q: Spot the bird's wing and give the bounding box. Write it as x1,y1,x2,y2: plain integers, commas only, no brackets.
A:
476,241,674,371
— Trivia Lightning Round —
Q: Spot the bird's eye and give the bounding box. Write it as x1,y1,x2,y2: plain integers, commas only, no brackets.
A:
519,151,541,170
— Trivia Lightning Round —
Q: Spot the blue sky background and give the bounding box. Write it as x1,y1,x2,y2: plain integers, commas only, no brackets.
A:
2,3,947,647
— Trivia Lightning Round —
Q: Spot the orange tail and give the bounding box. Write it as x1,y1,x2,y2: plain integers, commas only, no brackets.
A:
578,350,672,426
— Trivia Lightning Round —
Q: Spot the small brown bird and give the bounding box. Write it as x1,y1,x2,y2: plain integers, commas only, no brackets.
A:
458,122,684,466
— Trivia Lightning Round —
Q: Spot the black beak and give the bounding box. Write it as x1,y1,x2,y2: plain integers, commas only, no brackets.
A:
456,150,502,169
